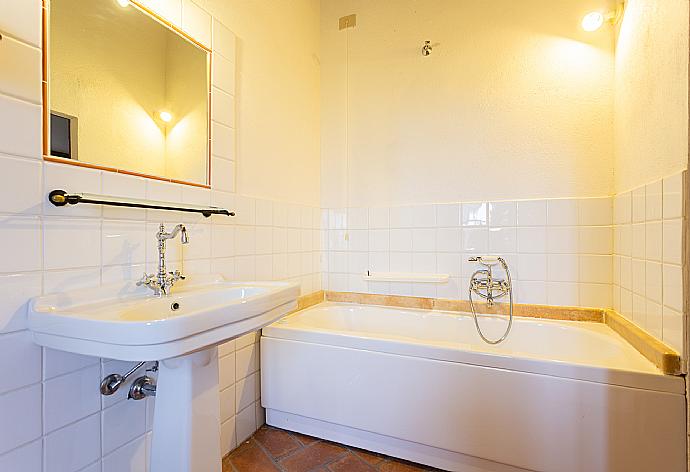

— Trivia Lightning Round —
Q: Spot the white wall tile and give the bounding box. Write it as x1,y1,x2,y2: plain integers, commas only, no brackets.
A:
0,95,41,159
578,198,612,226
488,227,516,253
546,199,577,226
517,200,547,226
614,192,631,225
0,331,41,394
547,254,578,282
0,0,42,46
662,172,683,219
102,436,146,472
0,384,41,455
0,35,41,103
212,20,236,60
547,282,578,306
211,157,236,193
102,399,147,455
44,348,98,380
488,201,517,227
435,203,460,227
644,261,662,304
631,187,645,223
102,220,146,266
212,53,236,96
578,226,612,255
44,365,101,433
644,221,662,262
0,272,41,333
461,202,487,226
44,219,101,270
390,229,412,252
546,227,578,254
462,227,488,253
663,306,683,354
0,155,42,214
389,206,414,228
644,180,663,221
181,0,211,47
220,416,237,456
235,404,256,443
211,88,235,128
411,228,436,252
0,439,41,472
662,219,682,264
436,227,461,252
211,122,236,161
662,263,683,312
44,413,100,472
630,223,645,260
412,204,436,228
0,216,41,272
368,207,389,229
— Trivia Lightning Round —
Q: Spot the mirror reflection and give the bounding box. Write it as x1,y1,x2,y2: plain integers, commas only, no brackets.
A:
49,0,210,185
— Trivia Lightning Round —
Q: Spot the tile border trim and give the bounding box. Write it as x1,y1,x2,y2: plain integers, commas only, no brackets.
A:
604,309,682,375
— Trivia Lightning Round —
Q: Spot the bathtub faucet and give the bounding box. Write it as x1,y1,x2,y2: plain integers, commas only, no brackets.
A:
468,256,511,307
468,256,514,345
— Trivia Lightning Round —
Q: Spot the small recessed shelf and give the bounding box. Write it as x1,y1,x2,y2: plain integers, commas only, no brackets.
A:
48,190,234,218
362,272,449,283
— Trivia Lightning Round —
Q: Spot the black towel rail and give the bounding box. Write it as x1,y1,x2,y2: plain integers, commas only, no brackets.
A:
48,190,235,218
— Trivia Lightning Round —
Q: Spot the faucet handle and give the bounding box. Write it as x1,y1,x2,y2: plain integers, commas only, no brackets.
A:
136,272,153,286
169,270,185,282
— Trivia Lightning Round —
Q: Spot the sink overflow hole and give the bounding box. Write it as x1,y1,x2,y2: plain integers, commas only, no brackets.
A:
171,302,180,311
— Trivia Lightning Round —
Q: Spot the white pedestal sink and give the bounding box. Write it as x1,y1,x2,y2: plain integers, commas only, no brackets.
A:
28,275,300,472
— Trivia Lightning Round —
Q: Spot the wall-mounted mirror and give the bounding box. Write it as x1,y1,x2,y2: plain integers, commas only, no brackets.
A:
45,0,211,187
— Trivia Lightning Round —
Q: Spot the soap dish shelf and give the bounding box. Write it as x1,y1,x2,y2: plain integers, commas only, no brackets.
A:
362,272,449,283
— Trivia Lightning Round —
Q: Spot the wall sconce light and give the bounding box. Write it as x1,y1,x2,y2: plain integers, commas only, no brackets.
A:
581,3,625,32
159,111,173,123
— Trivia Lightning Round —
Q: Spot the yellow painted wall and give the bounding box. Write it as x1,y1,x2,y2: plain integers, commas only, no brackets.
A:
194,0,322,206
320,0,617,208
614,0,689,193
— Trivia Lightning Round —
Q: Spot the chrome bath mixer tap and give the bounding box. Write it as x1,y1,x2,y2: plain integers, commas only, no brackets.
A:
138,223,189,296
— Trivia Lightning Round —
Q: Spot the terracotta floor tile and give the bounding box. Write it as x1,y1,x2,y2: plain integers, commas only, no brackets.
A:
229,440,281,472
291,431,321,446
378,459,430,472
279,441,347,472
223,427,438,472
350,447,385,466
254,426,302,458
328,453,376,472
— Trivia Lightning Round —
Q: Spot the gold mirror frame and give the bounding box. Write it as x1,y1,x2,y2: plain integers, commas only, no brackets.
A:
41,0,213,189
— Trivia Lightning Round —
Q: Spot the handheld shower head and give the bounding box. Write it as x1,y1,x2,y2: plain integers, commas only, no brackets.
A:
180,226,189,244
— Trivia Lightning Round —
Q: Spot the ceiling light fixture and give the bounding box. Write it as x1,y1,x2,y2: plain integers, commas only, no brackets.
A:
159,111,173,123
116,0,130,7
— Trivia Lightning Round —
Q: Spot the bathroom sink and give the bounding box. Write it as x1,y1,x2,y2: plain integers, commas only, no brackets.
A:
29,275,300,361
29,274,299,472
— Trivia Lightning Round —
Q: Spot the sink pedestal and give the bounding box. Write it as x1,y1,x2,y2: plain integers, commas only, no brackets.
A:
150,347,222,472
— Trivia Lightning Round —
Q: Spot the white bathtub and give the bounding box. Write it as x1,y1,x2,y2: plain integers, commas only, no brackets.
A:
261,303,686,472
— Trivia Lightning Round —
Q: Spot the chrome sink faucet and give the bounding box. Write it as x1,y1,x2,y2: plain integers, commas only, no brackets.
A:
138,223,189,296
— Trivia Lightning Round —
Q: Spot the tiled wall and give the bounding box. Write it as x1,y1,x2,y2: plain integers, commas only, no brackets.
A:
322,197,615,308
321,171,686,355
0,2,321,471
612,171,686,355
